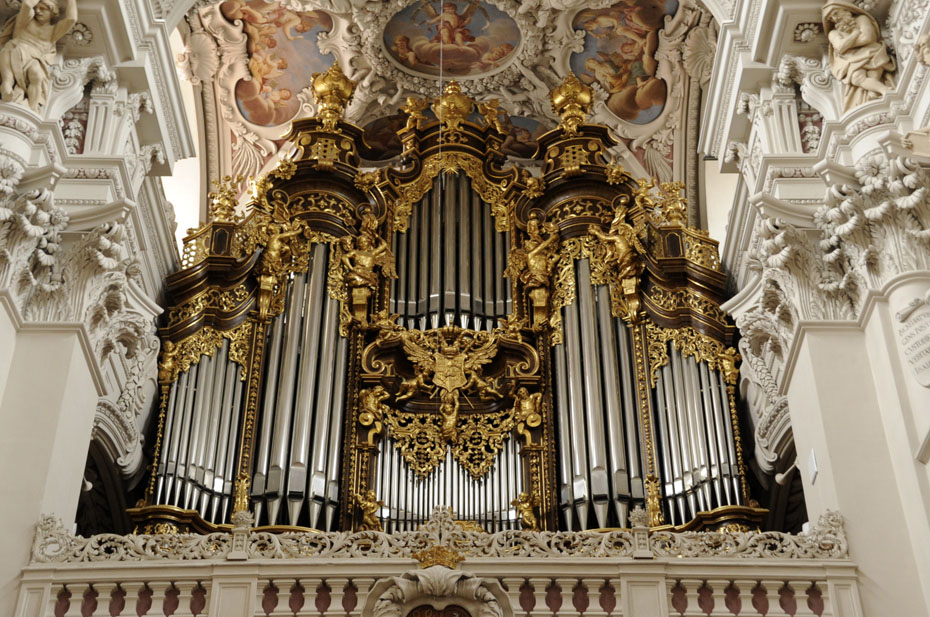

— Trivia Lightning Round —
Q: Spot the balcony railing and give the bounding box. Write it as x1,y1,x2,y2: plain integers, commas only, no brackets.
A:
16,508,862,617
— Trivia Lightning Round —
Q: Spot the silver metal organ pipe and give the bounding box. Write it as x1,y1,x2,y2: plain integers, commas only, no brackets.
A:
416,196,429,330
481,192,494,328
575,260,609,528
324,333,349,530
212,358,238,524
288,247,329,525
308,292,340,528
668,348,698,517
429,181,441,327
470,188,483,330
562,274,590,529
221,366,243,524
187,353,215,510
200,343,228,516
253,315,285,524
554,340,575,530
654,370,678,525
680,353,708,511
266,271,306,525
172,363,198,506
443,175,457,321
457,175,471,327
615,321,643,500
698,361,723,508
704,366,731,505
596,286,628,526
715,369,742,502
659,363,685,522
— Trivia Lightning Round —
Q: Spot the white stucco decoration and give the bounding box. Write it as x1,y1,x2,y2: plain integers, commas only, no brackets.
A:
367,567,510,617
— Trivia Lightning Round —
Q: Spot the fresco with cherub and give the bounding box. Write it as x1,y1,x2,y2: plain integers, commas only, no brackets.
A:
383,1,521,77
571,0,677,125
221,1,333,127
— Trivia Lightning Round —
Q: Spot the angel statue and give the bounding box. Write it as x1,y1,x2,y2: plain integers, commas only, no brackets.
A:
0,0,77,111
340,212,395,321
822,0,895,111
506,213,559,326
589,207,647,322
354,489,383,531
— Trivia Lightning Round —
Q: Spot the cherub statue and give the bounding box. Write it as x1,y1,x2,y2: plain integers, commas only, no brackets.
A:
511,491,539,531
0,0,78,111
822,1,895,111
354,489,383,531
401,96,428,131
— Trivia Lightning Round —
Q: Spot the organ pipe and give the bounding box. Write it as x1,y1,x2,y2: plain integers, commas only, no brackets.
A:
138,66,761,536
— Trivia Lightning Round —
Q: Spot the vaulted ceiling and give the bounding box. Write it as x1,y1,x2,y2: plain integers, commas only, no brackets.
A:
172,0,719,225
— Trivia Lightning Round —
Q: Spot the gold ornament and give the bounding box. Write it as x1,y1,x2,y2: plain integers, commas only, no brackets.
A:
311,61,356,131
505,213,560,326
550,74,593,136
512,491,540,530
413,545,465,569
355,489,384,531
433,81,473,132
208,175,244,222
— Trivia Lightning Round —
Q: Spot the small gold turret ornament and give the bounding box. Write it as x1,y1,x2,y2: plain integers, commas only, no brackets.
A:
550,74,593,136
311,61,356,131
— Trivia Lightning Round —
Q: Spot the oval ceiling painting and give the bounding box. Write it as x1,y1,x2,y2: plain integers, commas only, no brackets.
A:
221,1,333,127
570,0,678,125
383,1,521,77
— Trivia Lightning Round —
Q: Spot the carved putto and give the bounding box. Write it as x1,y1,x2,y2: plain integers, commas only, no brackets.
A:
822,0,895,111
0,0,77,111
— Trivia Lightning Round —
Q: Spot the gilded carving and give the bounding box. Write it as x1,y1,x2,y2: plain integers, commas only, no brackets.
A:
512,491,540,530
645,321,727,386
333,212,396,325
433,81,473,132
550,74,593,136
355,489,384,531
589,206,647,322
393,325,503,441
159,321,254,384
505,213,560,326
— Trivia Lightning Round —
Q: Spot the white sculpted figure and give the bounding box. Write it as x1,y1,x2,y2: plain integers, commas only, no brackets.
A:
822,0,894,111
0,0,77,111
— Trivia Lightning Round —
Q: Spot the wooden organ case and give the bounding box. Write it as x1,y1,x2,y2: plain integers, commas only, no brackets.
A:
132,64,765,535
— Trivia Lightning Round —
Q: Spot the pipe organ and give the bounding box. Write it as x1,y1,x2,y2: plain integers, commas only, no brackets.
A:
133,64,763,535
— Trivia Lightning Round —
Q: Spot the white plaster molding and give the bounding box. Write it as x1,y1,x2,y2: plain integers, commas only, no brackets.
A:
368,568,509,617
0,290,107,396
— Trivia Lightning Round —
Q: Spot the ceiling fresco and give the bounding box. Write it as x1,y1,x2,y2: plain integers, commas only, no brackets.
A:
220,1,333,126
182,0,717,215
383,1,521,77
571,0,678,124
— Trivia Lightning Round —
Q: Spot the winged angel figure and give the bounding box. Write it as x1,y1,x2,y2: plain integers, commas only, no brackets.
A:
395,326,502,440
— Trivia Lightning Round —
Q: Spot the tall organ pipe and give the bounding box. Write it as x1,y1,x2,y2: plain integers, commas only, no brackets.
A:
151,342,245,524
391,176,510,332
250,243,348,529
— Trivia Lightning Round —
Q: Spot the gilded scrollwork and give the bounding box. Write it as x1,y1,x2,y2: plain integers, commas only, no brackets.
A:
159,321,254,385
644,320,727,386
330,212,396,328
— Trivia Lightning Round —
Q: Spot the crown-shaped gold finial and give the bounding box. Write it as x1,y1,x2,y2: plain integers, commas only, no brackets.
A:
311,61,356,130
412,545,465,569
550,74,593,136
432,81,473,132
